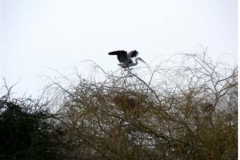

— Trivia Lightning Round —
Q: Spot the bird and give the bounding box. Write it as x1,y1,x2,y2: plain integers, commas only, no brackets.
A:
108,50,145,68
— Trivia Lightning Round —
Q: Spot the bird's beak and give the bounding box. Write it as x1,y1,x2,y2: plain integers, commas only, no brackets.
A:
139,58,146,63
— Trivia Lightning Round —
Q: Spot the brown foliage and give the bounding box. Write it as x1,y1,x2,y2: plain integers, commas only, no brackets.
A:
47,52,237,159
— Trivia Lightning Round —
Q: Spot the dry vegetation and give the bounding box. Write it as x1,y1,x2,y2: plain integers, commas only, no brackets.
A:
1,52,237,159
47,53,237,159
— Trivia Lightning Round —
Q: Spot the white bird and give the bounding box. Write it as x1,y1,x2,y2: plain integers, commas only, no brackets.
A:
108,50,145,68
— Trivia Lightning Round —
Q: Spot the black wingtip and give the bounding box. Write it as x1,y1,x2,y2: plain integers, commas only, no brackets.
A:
109,52,117,55
130,50,139,57
133,50,138,54
108,50,127,55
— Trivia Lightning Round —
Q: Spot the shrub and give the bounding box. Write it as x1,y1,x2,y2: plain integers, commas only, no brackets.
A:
48,52,237,159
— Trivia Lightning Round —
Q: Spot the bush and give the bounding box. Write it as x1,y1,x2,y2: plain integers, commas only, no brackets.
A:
0,87,61,160
47,52,237,159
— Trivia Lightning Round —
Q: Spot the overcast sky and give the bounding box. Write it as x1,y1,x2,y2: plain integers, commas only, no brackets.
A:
1,0,238,97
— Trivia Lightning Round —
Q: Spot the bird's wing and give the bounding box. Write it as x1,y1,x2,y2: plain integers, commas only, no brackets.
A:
108,50,128,62
128,50,139,58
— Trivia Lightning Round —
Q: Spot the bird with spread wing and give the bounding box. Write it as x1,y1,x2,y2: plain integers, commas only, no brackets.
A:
108,50,145,68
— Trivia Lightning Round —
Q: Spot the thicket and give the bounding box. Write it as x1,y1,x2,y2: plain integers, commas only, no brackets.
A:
0,83,60,159
0,53,238,160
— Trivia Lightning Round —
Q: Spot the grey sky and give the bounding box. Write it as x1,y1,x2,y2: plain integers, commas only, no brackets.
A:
1,0,238,97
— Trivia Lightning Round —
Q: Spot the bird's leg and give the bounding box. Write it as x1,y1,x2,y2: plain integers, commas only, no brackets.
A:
124,68,133,77
124,67,131,71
